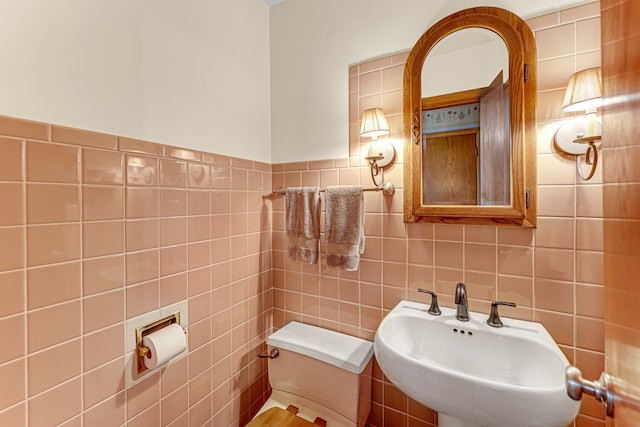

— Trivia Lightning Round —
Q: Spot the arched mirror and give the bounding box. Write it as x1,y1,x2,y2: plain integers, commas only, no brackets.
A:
403,7,537,226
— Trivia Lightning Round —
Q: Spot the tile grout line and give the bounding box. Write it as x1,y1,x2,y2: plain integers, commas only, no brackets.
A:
21,138,28,425
79,146,85,427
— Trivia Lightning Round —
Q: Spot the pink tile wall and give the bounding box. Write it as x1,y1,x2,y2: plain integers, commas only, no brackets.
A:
272,2,604,427
0,3,605,427
0,118,273,426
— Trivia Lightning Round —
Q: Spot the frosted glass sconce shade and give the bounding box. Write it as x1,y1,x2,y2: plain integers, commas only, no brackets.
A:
360,108,390,138
562,67,603,113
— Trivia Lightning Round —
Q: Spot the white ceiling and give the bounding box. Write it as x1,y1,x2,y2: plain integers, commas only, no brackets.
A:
262,0,593,18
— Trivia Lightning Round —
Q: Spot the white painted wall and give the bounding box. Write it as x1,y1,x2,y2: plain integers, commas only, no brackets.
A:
269,0,590,163
0,0,272,162
0,0,591,164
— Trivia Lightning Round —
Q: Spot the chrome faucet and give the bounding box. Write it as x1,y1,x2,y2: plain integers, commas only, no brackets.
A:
454,282,470,321
486,301,516,328
417,288,441,316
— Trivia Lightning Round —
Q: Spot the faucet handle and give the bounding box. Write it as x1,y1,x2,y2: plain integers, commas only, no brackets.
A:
417,289,441,316
487,301,516,328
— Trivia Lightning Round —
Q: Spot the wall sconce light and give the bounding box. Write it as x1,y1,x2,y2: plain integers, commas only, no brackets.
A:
360,108,396,193
554,67,603,180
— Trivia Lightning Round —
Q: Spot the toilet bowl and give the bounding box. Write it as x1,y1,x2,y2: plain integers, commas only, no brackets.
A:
246,321,374,427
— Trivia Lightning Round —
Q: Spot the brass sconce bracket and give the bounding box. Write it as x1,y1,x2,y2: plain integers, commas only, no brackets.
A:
554,116,602,181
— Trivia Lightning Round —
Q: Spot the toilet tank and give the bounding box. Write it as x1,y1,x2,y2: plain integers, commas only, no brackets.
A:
266,322,374,426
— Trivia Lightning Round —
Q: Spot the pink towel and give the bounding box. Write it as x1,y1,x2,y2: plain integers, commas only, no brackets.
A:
325,186,365,271
286,187,321,264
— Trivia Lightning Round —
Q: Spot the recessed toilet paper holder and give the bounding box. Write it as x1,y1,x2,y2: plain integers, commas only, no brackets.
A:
135,312,186,374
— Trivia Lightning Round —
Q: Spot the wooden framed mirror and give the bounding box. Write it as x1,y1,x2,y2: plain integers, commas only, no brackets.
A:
403,7,537,226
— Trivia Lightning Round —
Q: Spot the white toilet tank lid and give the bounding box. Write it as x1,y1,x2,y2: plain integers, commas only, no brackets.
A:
267,321,374,375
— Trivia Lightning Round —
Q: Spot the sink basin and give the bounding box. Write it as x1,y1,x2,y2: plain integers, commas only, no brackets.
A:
374,301,580,427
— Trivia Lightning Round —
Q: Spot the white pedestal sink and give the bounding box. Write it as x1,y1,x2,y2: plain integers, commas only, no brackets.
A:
374,301,580,427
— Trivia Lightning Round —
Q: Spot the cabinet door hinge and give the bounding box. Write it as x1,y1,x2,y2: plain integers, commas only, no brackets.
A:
524,64,529,83
526,188,531,209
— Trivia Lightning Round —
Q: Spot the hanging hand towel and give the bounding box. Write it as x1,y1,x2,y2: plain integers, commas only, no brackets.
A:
325,186,365,271
286,187,321,264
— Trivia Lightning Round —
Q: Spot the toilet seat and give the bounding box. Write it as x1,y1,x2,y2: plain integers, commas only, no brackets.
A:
246,406,326,427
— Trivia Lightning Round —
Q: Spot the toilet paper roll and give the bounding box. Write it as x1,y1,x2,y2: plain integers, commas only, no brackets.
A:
142,323,187,370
